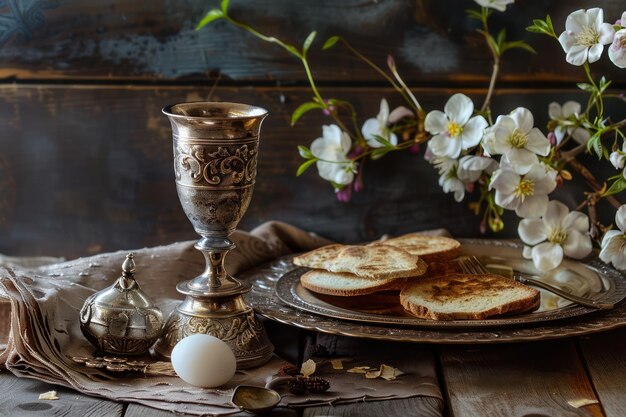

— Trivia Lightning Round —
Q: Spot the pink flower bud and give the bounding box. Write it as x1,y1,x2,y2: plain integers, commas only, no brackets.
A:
479,220,487,235
547,131,557,146
322,100,336,116
354,175,364,193
335,186,352,202
348,145,364,159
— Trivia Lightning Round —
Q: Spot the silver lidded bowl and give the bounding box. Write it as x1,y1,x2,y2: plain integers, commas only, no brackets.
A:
80,253,164,355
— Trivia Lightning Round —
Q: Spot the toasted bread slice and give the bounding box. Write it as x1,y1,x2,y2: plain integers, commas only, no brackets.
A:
376,233,461,263
300,269,402,296
293,244,345,266
423,259,463,278
293,244,427,279
400,273,540,320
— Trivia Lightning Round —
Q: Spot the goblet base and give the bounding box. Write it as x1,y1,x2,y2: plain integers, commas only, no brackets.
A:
153,291,274,369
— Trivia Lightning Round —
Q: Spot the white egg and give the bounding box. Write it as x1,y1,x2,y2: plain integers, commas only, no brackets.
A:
171,334,237,388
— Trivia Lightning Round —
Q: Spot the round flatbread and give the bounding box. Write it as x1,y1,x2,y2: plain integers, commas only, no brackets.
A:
375,233,460,263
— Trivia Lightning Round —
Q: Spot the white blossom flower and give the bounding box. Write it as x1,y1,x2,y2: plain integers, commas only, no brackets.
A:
481,125,497,157
599,205,626,270
427,147,465,202
548,101,590,145
473,0,514,12
490,163,557,218
558,8,615,66
362,98,398,148
457,155,497,183
491,107,551,174
518,200,592,272
388,106,415,123
609,141,626,177
310,124,355,185
425,93,488,159
439,171,465,202
609,28,626,68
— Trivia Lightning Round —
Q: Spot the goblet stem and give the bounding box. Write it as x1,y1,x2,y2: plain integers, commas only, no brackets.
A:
205,249,225,290
181,237,249,297
197,237,235,291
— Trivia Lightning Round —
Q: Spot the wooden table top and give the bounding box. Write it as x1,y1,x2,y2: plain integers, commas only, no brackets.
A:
0,318,624,417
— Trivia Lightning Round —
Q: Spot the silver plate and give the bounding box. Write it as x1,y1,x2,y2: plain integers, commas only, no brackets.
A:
275,239,626,328
242,239,626,343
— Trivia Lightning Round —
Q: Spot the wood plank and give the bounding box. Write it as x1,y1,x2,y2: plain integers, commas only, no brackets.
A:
303,397,443,417
1,84,623,257
0,372,123,417
0,0,624,83
302,334,444,417
439,339,605,417
578,327,626,417
124,403,297,417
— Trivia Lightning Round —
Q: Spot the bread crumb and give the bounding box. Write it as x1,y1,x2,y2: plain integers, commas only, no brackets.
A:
365,369,381,379
300,359,316,377
330,359,343,370
380,364,405,380
568,398,598,408
347,366,370,374
39,391,59,400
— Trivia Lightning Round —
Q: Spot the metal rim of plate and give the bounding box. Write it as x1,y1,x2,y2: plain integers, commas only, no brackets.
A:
242,239,626,344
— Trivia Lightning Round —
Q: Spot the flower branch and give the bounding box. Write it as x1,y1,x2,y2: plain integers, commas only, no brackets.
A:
199,1,626,273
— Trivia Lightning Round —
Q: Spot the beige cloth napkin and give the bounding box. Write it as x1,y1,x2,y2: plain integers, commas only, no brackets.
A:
0,221,442,415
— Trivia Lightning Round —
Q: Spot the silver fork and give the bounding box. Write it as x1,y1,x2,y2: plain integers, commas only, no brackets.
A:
458,255,614,310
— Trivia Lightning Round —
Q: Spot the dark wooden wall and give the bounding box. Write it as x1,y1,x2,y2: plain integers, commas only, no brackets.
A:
0,0,624,257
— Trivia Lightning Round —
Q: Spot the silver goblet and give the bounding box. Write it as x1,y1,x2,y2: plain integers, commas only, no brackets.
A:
153,102,274,369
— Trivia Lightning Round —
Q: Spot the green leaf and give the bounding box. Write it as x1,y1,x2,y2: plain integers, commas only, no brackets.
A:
371,148,392,159
296,158,317,176
526,15,556,38
587,132,603,158
373,134,394,148
196,9,224,30
526,19,548,33
525,25,543,33
302,31,317,55
546,14,554,32
220,0,229,12
297,145,313,159
496,29,506,48
501,40,537,54
291,101,323,125
604,177,626,196
323,36,340,50
599,76,612,93
577,82,595,92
